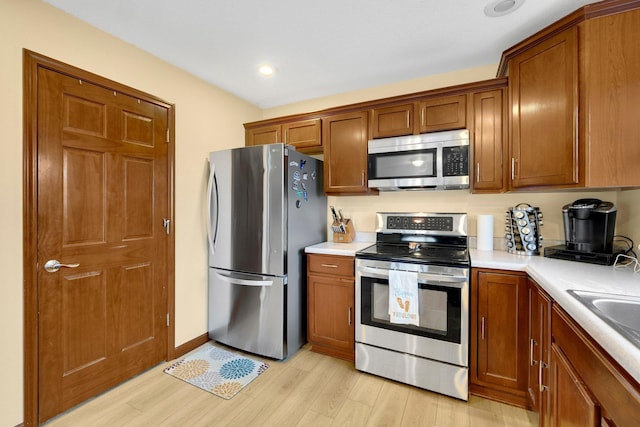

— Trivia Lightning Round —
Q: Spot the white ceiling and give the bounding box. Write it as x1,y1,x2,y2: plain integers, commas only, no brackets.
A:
43,0,599,109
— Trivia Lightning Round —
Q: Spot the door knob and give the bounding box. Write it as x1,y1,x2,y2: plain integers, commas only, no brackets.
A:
44,259,80,273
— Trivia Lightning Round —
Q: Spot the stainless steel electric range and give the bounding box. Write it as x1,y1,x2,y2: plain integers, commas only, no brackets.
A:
355,212,470,400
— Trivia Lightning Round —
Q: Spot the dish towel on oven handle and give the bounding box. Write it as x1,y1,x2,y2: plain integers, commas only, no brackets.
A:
388,269,419,326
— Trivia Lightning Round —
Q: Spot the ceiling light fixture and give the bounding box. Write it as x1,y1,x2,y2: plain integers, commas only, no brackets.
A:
484,0,525,17
258,64,275,77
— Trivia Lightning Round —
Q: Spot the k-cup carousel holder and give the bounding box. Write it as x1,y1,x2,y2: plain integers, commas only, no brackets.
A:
505,203,543,255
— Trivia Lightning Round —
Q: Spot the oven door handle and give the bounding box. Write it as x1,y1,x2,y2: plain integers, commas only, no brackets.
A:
357,266,467,284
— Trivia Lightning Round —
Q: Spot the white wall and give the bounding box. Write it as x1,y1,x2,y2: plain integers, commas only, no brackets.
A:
0,1,261,425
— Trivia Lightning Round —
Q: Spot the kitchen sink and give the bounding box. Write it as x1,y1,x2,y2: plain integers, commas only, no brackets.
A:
568,290,640,349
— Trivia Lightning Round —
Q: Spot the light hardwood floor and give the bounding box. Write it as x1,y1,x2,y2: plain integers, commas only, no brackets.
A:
46,343,537,426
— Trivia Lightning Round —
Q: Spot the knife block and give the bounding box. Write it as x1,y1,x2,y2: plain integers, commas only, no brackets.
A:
332,218,356,243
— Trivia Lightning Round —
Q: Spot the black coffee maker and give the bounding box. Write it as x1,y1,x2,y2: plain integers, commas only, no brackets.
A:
562,198,617,253
545,199,621,264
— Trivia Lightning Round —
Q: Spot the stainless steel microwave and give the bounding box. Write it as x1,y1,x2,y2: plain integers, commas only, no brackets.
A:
367,129,469,191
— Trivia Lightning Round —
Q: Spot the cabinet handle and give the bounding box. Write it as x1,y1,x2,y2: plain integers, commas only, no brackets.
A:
481,316,485,340
361,171,365,187
539,361,548,392
320,263,338,268
348,307,352,326
511,158,515,180
476,163,480,183
530,338,538,366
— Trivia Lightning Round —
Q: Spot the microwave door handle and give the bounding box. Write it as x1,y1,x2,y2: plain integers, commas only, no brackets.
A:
206,159,217,255
436,143,444,182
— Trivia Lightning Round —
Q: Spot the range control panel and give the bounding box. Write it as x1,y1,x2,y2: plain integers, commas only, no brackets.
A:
377,212,468,237
386,215,453,231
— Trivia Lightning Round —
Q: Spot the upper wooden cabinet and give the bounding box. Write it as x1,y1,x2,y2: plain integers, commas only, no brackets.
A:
418,94,467,133
501,2,640,190
246,124,281,147
471,88,507,193
582,7,640,187
370,94,467,138
508,27,580,190
370,103,413,138
283,118,321,152
245,118,322,154
322,111,374,195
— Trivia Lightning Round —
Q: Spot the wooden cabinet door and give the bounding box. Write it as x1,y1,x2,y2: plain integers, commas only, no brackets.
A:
283,118,321,153
371,103,414,138
307,272,354,361
471,270,529,406
417,94,466,133
246,124,281,146
322,111,373,194
583,9,640,187
528,280,552,425
550,343,600,427
472,88,506,193
509,27,580,189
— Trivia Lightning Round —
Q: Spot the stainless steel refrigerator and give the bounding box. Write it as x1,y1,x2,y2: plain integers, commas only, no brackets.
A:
207,144,327,360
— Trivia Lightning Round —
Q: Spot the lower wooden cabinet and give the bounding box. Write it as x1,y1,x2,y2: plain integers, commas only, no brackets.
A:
549,342,600,426
551,304,640,427
471,269,640,425
306,254,355,361
470,268,529,408
528,279,552,424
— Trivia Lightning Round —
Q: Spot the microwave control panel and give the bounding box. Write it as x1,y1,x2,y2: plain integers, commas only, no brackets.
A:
442,146,469,177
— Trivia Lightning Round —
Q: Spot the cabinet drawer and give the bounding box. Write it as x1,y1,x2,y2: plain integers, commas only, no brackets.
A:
308,254,354,277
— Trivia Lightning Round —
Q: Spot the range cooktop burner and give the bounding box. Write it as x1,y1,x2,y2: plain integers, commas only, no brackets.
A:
356,212,470,267
357,243,469,266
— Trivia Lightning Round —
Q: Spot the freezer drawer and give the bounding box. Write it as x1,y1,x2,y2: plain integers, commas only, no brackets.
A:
208,268,285,359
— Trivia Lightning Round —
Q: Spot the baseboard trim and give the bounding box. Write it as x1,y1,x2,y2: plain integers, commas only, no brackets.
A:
173,333,209,359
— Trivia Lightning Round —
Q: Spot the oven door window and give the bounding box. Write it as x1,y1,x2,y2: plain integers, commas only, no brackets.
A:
369,148,437,180
360,276,461,343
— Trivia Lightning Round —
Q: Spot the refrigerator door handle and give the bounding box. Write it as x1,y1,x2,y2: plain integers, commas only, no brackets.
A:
214,271,274,287
206,159,216,255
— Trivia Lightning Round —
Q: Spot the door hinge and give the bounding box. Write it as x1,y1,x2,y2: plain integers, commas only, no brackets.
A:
166,313,170,327
166,128,170,143
163,218,171,235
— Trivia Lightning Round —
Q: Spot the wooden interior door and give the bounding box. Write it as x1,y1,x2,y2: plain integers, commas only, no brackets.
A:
36,67,170,423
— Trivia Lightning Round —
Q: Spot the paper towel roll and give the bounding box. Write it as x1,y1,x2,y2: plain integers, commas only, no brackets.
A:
477,215,494,251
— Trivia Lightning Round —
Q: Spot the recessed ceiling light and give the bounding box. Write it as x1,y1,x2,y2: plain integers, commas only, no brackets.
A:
258,64,275,77
484,0,525,17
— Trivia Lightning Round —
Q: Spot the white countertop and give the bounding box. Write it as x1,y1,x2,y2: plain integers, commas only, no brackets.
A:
471,248,640,384
305,240,374,257
305,241,640,384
